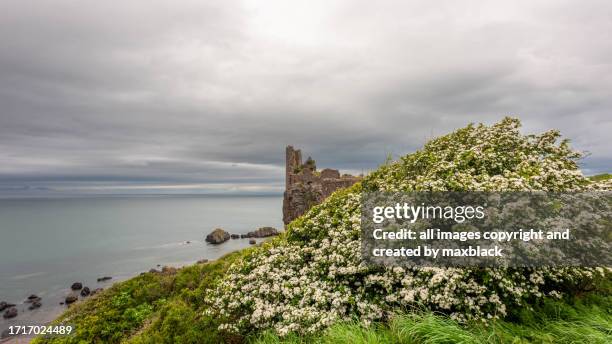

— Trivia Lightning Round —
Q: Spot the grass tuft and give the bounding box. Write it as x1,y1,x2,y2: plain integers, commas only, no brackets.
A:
251,294,612,344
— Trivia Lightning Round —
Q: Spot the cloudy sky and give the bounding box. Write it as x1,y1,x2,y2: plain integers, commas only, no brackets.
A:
1,0,610,196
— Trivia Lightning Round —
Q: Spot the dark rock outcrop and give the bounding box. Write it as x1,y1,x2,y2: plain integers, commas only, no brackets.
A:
80,287,91,297
25,297,41,304
28,301,42,310
205,228,230,244
0,302,15,312
247,226,279,238
161,266,177,275
3,307,18,319
230,234,240,239
97,276,112,282
249,239,256,245
71,282,83,290
65,295,78,304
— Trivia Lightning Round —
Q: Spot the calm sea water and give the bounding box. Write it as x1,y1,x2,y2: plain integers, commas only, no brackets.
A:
0,195,282,334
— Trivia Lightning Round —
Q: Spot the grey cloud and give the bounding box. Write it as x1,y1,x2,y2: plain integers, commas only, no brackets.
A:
0,0,610,195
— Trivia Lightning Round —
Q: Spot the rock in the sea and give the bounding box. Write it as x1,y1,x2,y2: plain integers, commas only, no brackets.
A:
28,301,42,310
27,294,39,300
80,287,91,297
25,297,41,304
65,295,78,304
3,307,17,319
97,276,112,282
240,234,249,239
205,228,230,244
249,239,256,245
71,282,83,290
0,301,15,312
246,226,279,238
230,234,240,239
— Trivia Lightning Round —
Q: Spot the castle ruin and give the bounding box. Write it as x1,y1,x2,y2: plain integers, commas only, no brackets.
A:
283,146,361,226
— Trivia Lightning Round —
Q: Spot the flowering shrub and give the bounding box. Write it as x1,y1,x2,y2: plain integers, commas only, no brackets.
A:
205,118,610,336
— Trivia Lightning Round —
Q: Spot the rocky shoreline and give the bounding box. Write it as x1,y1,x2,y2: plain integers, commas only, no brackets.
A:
1,276,112,324
1,225,280,338
205,226,280,245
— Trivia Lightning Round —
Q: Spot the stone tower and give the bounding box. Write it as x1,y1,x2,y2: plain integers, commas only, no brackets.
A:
282,146,361,226
285,146,302,189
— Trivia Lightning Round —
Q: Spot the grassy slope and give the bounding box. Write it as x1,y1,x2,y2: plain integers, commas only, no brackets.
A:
32,249,256,344
590,173,612,182
32,242,611,344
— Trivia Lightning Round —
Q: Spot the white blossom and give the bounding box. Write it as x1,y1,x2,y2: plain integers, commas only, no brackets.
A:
204,118,609,336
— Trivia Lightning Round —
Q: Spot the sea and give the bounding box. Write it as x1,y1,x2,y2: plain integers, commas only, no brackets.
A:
0,195,282,337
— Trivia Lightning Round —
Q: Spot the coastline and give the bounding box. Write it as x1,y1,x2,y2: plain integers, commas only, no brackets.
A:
0,195,282,333
0,195,283,342
1,242,258,343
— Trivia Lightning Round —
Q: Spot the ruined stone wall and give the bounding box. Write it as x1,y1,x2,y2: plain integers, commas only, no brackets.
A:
283,146,361,226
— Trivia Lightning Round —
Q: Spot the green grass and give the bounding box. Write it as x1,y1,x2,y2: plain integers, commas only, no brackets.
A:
31,243,611,344
250,294,612,344
590,173,612,182
32,249,254,344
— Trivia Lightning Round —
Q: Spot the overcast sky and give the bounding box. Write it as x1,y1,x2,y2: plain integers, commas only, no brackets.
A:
1,0,610,196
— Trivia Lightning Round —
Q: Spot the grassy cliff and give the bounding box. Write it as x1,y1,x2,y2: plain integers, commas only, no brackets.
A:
34,118,611,343
32,250,256,343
